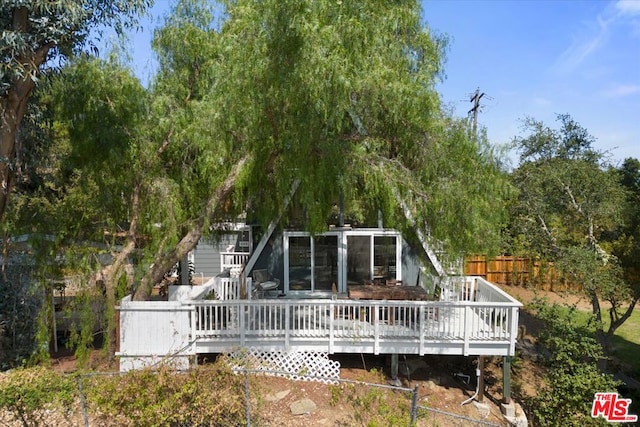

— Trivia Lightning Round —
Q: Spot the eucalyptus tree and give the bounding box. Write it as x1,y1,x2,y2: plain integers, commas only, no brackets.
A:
131,0,510,299
0,0,151,224
509,114,637,356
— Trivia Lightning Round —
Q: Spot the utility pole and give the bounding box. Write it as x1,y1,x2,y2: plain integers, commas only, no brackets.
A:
468,87,485,137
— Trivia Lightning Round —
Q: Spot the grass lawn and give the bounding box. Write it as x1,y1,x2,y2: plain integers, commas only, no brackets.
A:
609,307,640,374
551,303,640,373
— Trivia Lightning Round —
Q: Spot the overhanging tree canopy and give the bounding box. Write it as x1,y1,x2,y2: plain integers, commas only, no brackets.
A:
0,0,151,223
127,0,510,299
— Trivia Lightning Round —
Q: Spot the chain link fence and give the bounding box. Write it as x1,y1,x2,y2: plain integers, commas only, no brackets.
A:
69,368,506,427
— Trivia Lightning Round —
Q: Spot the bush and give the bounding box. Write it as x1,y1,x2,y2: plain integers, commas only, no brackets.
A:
86,364,247,426
0,366,75,426
525,301,619,427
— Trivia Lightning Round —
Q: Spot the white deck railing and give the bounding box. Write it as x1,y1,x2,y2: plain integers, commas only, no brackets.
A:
190,288,521,357
117,276,521,371
220,251,249,275
435,275,517,303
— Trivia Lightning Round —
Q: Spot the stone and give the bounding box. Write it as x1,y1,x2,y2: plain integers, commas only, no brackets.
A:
290,398,317,415
473,401,490,418
423,380,438,391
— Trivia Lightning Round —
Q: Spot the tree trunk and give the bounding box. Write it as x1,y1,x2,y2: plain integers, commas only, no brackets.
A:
96,183,141,361
132,155,249,301
0,7,53,222
1,79,33,222
600,296,639,358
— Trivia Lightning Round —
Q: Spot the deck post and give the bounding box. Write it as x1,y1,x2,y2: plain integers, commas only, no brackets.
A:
503,355,512,404
477,356,485,402
390,353,399,384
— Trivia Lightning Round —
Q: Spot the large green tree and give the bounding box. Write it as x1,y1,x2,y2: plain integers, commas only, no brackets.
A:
16,55,152,361
14,0,510,310
0,0,150,224
509,114,638,356
7,0,511,361
130,0,510,300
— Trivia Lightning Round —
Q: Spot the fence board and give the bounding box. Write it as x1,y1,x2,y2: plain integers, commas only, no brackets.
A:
465,255,581,291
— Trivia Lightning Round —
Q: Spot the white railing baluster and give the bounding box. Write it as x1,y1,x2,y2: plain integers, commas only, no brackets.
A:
179,276,521,358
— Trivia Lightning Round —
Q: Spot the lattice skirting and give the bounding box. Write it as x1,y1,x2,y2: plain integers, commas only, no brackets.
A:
222,348,341,384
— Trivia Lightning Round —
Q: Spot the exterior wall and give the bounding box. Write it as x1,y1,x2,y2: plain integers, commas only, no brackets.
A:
401,237,423,287
194,225,440,294
193,234,238,277
248,232,283,285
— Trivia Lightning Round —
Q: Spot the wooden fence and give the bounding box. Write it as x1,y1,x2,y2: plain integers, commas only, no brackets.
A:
464,255,581,292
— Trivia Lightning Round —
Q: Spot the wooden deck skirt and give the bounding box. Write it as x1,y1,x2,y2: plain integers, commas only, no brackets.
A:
116,277,522,371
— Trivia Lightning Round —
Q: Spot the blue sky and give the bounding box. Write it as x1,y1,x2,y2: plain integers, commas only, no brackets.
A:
116,0,640,166
424,0,640,166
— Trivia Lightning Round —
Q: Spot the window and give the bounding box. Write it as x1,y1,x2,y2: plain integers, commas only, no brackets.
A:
284,230,401,293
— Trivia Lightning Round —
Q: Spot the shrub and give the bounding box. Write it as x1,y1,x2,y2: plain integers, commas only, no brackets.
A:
86,364,246,426
525,301,620,427
0,266,43,369
0,366,75,426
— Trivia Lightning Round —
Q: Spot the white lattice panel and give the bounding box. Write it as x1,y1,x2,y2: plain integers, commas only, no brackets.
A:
223,348,341,384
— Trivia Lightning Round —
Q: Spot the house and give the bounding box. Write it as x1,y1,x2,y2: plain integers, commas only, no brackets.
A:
116,215,522,407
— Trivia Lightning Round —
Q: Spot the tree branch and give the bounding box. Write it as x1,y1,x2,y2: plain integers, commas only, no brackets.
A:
132,154,250,300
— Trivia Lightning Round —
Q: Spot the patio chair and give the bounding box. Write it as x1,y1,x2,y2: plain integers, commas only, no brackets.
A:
252,269,280,298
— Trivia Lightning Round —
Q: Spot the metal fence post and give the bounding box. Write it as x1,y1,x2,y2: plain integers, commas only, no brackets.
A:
77,376,90,427
410,384,419,426
244,370,251,427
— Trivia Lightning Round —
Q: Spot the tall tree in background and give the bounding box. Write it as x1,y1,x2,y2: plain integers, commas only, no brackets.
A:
0,0,151,224
509,114,638,357
131,0,511,300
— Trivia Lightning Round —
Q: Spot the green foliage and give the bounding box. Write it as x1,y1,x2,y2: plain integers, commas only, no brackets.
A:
508,114,624,257
612,158,640,290
507,114,636,353
525,301,620,426
86,365,246,426
1,0,151,94
0,265,43,370
9,0,511,310
0,366,75,426
65,290,103,368
43,56,149,241
203,0,509,256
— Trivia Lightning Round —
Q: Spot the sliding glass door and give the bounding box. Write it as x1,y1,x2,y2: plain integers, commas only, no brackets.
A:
314,235,338,291
287,236,312,291
284,230,401,293
285,233,338,292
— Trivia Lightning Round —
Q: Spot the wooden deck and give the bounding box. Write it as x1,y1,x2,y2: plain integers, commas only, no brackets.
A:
116,277,521,371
